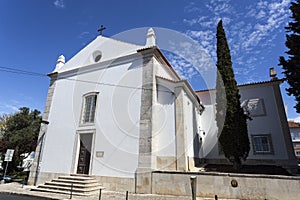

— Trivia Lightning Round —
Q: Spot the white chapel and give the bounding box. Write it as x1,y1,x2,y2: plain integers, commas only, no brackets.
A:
28,28,297,193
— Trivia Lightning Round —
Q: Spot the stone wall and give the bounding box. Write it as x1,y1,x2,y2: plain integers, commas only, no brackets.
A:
95,176,135,192
151,171,300,200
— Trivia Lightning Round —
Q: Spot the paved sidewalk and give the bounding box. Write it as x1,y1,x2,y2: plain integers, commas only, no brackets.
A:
0,182,237,200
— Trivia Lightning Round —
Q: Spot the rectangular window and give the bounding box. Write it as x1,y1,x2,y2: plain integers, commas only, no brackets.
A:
252,134,273,154
82,94,98,124
291,131,300,140
242,98,266,117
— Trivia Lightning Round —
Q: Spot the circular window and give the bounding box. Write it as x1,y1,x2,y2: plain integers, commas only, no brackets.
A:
92,51,102,63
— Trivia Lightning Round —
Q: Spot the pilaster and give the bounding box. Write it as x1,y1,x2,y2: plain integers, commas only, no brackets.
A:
28,73,58,185
135,49,156,194
174,87,188,171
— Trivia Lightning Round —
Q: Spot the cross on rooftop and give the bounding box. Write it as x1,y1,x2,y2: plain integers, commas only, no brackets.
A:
98,25,106,36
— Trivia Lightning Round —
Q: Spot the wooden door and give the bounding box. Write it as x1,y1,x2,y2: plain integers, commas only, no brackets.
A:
76,134,92,174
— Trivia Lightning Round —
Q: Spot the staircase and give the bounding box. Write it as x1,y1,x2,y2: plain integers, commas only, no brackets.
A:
31,174,104,196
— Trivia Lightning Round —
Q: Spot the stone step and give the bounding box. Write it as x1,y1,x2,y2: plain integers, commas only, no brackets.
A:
31,187,95,196
70,173,92,177
37,184,103,193
32,175,104,196
44,181,101,188
58,175,96,181
53,178,98,184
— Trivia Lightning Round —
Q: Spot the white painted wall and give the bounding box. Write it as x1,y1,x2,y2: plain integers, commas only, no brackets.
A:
41,55,143,178
183,93,195,157
197,91,219,159
41,78,78,173
155,85,176,157
58,36,143,73
239,85,288,159
155,58,178,81
154,79,202,162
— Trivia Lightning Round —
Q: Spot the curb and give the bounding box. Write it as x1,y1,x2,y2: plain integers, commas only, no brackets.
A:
0,191,61,200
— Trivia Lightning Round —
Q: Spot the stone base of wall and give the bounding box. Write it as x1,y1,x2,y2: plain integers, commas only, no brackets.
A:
29,170,300,199
151,171,300,200
95,176,135,192
156,156,176,170
29,171,135,192
202,158,298,173
28,171,69,186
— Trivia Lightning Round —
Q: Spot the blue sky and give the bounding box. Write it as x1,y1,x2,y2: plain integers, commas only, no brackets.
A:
0,0,299,122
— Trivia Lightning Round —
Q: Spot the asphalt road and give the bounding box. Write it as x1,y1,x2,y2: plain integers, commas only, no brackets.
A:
0,193,54,200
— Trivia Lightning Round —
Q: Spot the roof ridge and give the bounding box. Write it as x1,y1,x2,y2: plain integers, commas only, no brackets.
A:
195,79,284,93
100,35,144,47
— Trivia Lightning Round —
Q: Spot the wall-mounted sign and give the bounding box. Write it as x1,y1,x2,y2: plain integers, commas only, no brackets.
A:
96,151,104,157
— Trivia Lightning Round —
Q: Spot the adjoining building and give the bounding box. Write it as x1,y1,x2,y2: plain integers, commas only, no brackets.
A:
28,28,297,192
288,121,300,162
197,79,296,168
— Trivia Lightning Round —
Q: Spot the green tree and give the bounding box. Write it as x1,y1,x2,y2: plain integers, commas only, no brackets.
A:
0,107,41,172
279,0,300,113
215,20,250,170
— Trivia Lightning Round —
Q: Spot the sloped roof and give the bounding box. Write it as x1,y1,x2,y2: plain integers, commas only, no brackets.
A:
237,79,284,87
137,46,181,80
195,79,284,94
57,36,144,73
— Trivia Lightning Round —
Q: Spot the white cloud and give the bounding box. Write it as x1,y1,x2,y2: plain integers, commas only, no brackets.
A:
0,103,19,115
183,18,198,26
167,53,197,80
269,0,290,12
184,2,200,13
242,0,290,51
54,0,65,9
289,116,300,123
0,96,42,116
205,0,233,14
182,0,291,84
256,10,266,19
78,31,90,39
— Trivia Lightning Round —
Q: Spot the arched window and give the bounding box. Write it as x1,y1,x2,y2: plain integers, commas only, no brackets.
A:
81,93,98,124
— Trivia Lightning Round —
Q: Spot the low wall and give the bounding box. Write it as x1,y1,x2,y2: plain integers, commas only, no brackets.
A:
152,171,300,200
95,176,135,192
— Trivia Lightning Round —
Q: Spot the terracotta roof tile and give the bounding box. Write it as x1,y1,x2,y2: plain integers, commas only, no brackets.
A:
288,121,300,127
237,79,284,87
195,79,284,94
294,146,300,150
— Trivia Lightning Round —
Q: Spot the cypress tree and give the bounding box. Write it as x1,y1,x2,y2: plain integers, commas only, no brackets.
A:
215,20,250,170
279,0,300,113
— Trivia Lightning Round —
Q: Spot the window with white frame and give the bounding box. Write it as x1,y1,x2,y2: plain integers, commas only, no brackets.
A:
251,134,273,154
81,93,98,124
